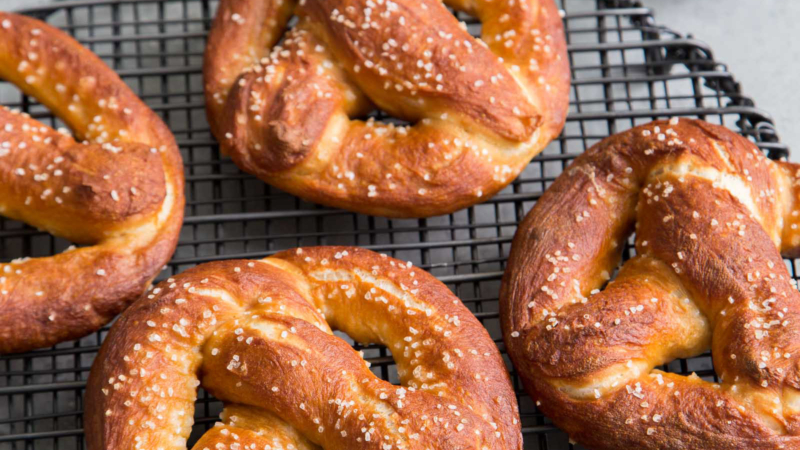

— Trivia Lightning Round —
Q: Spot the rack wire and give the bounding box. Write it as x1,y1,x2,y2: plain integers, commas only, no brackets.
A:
0,1,791,449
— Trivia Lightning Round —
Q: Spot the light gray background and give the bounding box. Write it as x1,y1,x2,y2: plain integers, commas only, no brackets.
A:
649,0,799,159
5,0,798,159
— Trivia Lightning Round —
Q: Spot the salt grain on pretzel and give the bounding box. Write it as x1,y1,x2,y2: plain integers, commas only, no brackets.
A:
0,12,184,354
203,0,569,217
501,119,800,449
86,246,520,449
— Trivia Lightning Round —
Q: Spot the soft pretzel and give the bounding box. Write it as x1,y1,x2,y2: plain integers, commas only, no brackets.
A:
203,0,569,218
0,12,185,354
501,119,800,449
85,246,521,450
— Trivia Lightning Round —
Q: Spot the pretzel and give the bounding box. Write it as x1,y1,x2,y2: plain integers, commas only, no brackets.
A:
500,118,800,449
203,0,569,218
0,12,185,354
85,246,521,450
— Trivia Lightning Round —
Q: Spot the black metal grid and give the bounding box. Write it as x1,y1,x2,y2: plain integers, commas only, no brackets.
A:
0,1,791,449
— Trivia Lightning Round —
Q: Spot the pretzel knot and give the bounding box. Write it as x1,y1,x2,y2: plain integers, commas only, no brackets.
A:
86,247,521,450
203,0,569,218
0,13,185,354
500,119,800,449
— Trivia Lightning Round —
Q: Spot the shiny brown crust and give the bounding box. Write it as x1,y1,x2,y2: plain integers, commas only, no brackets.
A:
203,0,569,218
501,118,800,449
0,12,185,354
85,246,521,450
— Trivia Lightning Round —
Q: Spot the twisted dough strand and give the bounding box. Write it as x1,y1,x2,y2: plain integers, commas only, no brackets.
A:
204,0,569,217
86,247,520,450
0,12,184,353
502,119,800,449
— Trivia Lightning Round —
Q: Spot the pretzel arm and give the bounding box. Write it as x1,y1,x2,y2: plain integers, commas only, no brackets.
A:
192,405,318,450
0,108,165,242
555,371,795,449
85,263,270,450
527,256,710,392
444,0,570,135
0,13,176,149
203,0,297,139
299,0,539,141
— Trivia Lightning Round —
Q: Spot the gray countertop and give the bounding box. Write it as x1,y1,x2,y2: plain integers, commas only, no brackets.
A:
4,0,798,159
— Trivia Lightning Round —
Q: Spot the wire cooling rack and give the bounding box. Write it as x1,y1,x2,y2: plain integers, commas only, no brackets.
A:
0,1,791,449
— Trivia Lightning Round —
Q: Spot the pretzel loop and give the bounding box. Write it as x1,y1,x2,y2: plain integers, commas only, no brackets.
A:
86,247,521,450
501,119,800,449
204,0,569,217
0,13,184,353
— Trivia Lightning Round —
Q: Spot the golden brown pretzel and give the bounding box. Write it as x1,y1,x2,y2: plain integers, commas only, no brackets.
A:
501,118,800,449
85,246,520,449
203,0,569,218
0,12,185,354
